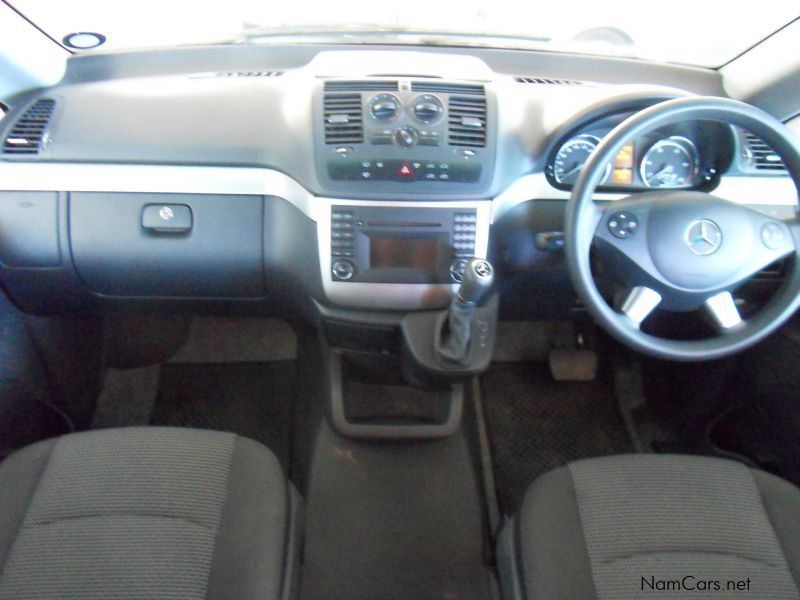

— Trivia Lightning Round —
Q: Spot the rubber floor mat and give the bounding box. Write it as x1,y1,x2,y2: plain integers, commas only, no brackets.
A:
150,361,295,468
482,362,632,514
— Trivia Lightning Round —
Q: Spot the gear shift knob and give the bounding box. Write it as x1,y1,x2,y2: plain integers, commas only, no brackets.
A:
456,258,494,306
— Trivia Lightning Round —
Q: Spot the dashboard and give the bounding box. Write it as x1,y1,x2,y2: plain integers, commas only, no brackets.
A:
0,46,794,319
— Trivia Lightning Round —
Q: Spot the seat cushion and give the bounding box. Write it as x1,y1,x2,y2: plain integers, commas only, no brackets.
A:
0,427,296,599
501,454,800,599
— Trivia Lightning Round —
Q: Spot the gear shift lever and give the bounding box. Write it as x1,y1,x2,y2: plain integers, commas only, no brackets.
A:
455,258,494,306
435,258,494,364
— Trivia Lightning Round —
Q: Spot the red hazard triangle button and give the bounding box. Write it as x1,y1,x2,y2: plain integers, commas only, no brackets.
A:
397,163,414,178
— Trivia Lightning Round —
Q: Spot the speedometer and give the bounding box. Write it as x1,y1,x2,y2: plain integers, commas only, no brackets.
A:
640,136,698,188
553,135,610,185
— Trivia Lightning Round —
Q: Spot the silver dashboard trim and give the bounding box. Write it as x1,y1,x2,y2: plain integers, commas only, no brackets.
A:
491,172,797,222
0,161,795,310
0,162,317,218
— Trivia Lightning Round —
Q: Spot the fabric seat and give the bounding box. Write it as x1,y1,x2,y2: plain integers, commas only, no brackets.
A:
498,454,800,599
0,427,300,599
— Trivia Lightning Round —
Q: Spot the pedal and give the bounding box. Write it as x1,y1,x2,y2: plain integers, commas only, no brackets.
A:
548,348,597,381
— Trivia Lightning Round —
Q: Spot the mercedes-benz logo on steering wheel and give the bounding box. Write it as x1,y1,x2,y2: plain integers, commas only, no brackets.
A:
684,219,722,256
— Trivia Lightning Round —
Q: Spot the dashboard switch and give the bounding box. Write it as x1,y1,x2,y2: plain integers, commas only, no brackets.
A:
142,204,192,233
534,232,565,252
397,163,414,178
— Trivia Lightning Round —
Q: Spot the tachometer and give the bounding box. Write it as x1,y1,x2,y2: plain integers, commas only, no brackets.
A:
553,135,610,185
640,136,698,188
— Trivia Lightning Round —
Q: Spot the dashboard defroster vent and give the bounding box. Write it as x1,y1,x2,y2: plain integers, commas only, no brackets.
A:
2,98,56,155
516,76,582,85
411,82,485,95
324,80,398,92
324,93,364,144
745,132,786,172
448,96,487,148
188,71,283,79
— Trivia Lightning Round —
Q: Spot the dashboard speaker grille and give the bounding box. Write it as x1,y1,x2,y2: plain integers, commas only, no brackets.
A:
448,96,487,148
516,76,582,85
324,93,364,144
745,132,786,172
2,98,56,155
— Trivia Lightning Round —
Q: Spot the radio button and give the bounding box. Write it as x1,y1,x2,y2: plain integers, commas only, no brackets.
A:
332,260,355,281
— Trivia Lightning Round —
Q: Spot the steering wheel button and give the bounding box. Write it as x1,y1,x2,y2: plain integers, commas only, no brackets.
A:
761,222,786,250
608,212,638,239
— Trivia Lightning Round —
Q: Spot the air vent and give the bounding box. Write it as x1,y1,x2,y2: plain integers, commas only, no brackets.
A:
189,71,283,79
324,93,364,144
2,98,55,155
745,133,786,172
516,76,582,85
412,82,485,95
220,71,282,77
448,96,487,148
324,80,398,92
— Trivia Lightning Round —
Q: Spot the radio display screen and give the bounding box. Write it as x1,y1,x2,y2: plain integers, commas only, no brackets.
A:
369,236,438,269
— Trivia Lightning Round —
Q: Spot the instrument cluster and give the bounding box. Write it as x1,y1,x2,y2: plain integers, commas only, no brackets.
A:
546,114,734,192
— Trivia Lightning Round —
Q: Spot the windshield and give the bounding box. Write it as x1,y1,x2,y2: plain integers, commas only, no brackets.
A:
9,0,800,68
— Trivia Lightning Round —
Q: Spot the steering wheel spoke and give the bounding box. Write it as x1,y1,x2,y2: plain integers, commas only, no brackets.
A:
619,286,662,329
704,291,743,331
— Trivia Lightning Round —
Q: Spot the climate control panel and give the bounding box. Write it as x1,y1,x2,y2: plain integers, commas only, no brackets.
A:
316,79,495,196
328,158,481,183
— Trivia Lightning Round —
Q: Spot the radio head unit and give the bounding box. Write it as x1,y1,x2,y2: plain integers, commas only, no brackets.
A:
329,205,477,284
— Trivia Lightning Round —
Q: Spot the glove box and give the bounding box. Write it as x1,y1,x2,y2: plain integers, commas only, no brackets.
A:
70,192,265,298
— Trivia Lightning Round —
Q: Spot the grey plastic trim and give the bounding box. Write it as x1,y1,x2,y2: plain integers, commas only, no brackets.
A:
328,349,464,440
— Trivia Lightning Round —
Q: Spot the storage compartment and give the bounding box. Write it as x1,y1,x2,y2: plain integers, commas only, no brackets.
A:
70,192,265,298
0,192,60,267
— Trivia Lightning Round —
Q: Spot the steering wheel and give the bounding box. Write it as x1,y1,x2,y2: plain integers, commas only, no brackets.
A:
565,97,800,361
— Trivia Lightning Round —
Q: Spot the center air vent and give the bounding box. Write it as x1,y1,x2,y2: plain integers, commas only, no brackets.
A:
745,132,786,172
2,98,56,155
324,80,398,92
448,96,487,148
324,93,364,144
516,76,582,85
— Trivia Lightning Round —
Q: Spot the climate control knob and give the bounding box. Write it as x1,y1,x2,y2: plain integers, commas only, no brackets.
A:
394,126,418,148
369,93,401,121
331,259,355,281
411,94,444,123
